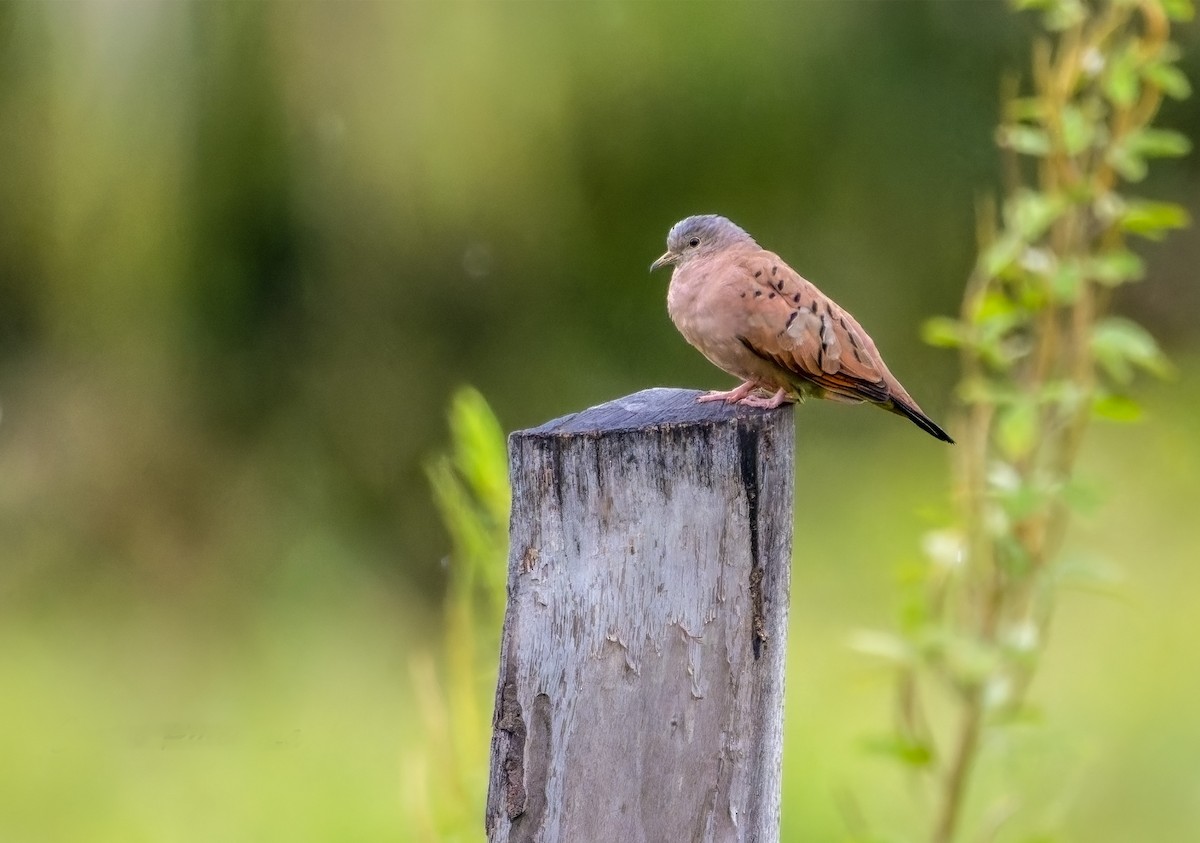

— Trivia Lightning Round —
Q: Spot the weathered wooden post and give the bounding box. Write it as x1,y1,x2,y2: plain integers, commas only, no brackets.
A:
486,387,794,843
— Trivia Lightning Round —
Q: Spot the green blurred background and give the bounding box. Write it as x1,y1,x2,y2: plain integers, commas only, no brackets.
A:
1,2,1198,841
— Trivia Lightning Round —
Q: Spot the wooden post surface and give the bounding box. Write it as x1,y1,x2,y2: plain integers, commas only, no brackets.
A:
486,388,795,843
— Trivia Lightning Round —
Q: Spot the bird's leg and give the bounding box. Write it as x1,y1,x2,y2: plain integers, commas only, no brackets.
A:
696,380,758,404
739,387,793,409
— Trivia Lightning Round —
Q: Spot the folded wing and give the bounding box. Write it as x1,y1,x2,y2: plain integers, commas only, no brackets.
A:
730,252,892,405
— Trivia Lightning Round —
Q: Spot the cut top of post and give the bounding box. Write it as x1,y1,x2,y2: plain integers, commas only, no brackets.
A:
520,387,782,437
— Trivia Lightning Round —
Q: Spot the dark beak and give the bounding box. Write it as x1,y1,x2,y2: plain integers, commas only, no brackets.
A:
650,251,675,272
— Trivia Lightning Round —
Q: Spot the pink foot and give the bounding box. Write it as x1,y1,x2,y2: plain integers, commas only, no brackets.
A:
696,381,757,404
739,388,792,409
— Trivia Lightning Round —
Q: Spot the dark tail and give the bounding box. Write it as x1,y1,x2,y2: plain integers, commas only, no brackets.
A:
892,399,955,444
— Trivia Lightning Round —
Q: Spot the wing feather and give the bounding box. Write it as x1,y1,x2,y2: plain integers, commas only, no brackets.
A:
730,252,892,404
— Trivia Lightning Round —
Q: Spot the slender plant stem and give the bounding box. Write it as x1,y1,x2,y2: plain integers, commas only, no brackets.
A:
903,4,1187,842
932,692,985,843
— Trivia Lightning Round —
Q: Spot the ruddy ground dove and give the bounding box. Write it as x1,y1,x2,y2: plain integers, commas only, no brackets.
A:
651,214,953,443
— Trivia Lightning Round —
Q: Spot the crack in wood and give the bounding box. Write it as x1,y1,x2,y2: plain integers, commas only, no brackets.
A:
737,422,768,660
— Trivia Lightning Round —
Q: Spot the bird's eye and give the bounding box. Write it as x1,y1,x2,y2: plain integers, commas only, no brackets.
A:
688,238,700,248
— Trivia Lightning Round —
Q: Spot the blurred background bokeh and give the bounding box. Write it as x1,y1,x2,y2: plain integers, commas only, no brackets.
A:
1,2,1198,841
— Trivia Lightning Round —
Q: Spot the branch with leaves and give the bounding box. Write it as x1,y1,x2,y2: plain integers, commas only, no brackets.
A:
858,1,1192,841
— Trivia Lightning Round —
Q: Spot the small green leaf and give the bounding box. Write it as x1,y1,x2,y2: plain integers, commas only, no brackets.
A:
1104,45,1140,108
998,125,1051,156
1050,259,1083,301
964,292,1028,371
1106,143,1148,181
997,400,1039,459
1092,392,1144,422
1091,316,1173,383
1060,106,1094,155
1008,190,1066,239
1039,379,1088,413
1145,61,1192,99
981,233,1024,277
860,734,935,768
1120,199,1190,240
1043,0,1087,30
975,289,1020,326
1126,127,1192,158
978,340,1025,373
922,316,969,349
1088,249,1145,286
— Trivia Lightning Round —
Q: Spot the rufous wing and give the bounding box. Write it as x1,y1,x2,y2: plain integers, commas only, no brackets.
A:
729,252,892,405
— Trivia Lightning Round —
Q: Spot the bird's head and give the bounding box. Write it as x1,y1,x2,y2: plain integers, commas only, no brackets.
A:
650,214,756,272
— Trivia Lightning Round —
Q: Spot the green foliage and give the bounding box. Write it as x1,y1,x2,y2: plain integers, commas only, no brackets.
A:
406,387,509,841
1119,199,1191,239
861,734,936,769
872,2,1192,842
1091,317,1173,382
426,387,510,625
1109,127,1192,181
